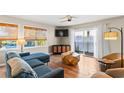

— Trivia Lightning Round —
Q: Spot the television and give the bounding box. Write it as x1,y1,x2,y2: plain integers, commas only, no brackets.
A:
55,29,69,37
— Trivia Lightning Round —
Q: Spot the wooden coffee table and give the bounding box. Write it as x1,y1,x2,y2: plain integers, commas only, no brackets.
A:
98,59,115,70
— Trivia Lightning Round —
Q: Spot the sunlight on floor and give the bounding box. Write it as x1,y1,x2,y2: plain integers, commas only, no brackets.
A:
78,54,100,77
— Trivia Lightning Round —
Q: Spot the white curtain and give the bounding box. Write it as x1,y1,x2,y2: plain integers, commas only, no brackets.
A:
94,24,110,58
69,28,75,52
102,24,111,56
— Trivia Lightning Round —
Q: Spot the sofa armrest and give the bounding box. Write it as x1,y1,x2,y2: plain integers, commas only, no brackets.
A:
112,58,121,62
106,68,124,78
91,72,112,78
40,67,64,78
19,52,30,57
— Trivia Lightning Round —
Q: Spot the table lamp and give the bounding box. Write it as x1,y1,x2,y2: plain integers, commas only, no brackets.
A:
16,38,25,52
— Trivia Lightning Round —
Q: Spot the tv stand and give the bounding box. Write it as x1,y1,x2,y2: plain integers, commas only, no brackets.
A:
52,45,71,54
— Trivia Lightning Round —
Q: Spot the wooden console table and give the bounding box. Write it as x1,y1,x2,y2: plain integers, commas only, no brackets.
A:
52,45,71,54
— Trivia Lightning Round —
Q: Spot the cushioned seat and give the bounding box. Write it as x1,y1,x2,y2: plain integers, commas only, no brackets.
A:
6,51,64,78
92,68,124,78
99,53,124,71
33,65,52,77
33,65,64,78
102,53,124,69
26,59,44,68
22,53,50,63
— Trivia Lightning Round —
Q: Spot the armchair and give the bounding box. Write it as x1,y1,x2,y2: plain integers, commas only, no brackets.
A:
101,53,124,69
92,68,124,78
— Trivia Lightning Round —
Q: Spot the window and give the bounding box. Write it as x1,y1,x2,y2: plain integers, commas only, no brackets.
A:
0,23,18,48
24,26,47,47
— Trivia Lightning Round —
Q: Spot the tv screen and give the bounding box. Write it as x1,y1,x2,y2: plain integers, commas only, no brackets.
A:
55,29,68,37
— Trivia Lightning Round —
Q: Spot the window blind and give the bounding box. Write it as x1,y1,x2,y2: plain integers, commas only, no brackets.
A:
0,23,18,40
24,26,47,40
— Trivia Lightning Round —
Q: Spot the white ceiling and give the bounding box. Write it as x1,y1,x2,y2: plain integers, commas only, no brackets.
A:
9,15,120,26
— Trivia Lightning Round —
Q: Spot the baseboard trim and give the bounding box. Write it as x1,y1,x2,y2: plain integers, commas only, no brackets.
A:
0,63,5,67
49,53,53,55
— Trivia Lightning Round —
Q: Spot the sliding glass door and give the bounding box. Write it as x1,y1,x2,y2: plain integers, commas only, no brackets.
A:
74,29,96,56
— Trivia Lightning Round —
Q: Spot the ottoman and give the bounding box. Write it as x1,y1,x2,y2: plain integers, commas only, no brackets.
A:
62,52,80,66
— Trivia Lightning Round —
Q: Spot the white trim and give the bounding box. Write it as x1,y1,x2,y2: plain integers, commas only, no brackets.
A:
0,63,5,67
24,46,48,49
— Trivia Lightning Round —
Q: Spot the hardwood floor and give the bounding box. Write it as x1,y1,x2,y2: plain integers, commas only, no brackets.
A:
0,65,6,78
49,54,100,78
0,54,100,78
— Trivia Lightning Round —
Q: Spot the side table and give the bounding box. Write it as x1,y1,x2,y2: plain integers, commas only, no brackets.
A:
98,59,115,70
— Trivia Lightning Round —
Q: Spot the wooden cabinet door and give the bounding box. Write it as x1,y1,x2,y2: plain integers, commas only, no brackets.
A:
53,46,57,53
66,46,70,52
52,45,71,54
62,46,66,53
58,46,62,53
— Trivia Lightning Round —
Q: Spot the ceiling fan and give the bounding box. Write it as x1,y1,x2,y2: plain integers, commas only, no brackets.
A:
60,15,77,22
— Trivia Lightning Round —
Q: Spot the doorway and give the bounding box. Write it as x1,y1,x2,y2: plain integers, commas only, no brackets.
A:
74,29,96,56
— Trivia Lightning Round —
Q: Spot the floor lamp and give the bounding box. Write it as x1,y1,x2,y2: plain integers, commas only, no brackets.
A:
104,27,123,67
16,39,25,52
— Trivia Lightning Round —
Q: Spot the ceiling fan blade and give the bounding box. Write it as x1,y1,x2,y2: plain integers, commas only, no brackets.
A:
60,16,68,19
59,15,77,22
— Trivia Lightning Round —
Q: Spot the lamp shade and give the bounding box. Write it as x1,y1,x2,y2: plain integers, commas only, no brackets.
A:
104,31,118,40
16,39,25,45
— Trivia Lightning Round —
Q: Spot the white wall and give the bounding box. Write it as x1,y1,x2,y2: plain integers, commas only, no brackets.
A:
0,16,57,54
55,26,70,45
1,15,124,57
69,16,124,58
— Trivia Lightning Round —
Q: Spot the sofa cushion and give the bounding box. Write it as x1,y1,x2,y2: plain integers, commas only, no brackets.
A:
26,59,44,68
22,53,49,61
19,52,30,57
33,65,52,77
7,57,37,78
14,71,36,78
91,72,112,78
40,67,64,78
106,68,124,78
7,51,21,60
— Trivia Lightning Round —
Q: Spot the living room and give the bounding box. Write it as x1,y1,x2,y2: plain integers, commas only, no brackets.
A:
1,0,124,93
0,15,124,78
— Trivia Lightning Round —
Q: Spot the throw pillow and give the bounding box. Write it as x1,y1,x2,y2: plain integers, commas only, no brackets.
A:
7,51,21,60
7,57,37,78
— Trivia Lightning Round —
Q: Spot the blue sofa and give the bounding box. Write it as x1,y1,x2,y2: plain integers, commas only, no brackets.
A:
6,52,64,78
20,52,50,64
